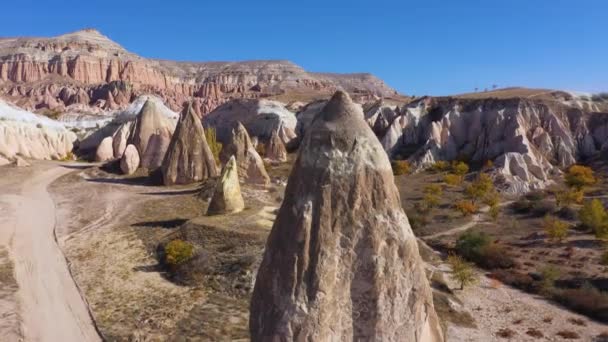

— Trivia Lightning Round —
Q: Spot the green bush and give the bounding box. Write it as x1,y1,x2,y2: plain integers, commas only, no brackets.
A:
455,231,514,269
456,231,491,260
164,239,194,267
579,199,608,239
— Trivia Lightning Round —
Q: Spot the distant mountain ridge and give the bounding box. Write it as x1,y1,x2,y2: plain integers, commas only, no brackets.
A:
0,29,400,115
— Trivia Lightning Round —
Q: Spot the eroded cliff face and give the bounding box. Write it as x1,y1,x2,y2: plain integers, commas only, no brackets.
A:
0,29,398,116
378,96,608,193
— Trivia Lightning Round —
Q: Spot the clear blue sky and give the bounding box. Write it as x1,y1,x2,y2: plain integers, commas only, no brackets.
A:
2,0,607,95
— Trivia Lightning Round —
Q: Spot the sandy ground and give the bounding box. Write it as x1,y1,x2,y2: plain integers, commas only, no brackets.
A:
0,162,100,342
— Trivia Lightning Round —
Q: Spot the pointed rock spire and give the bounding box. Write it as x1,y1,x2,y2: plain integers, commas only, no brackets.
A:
220,122,270,186
265,129,287,162
206,156,245,215
161,102,219,185
250,90,444,342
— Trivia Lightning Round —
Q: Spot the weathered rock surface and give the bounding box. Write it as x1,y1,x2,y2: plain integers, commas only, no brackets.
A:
220,122,270,186
161,103,219,185
140,132,171,170
202,99,297,144
250,91,443,342
111,121,132,158
264,129,287,162
129,99,176,157
120,144,139,175
94,136,114,162
13,156,31,167
206,156,245,215
0,99,76,161
0,29,398,116
379,96,608,193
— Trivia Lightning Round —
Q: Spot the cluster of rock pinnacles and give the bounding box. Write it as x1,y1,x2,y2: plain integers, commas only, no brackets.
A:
99,91,444,341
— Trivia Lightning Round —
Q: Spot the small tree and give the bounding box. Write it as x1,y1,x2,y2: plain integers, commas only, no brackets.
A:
391,160,411,175
579,199,608,239
455,200,477,216
424,184,443,196
543,215,570,242
447,254,478,290
204,127,222,164
451,161,470,176
555,189,584,207
565,165,596,189
466,173,495,203
540,265,560,294
431,161,450,172
443,173,463,186
423,193,440,209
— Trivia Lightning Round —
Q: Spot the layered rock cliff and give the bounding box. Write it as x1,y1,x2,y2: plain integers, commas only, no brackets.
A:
0,29,399,116
378,95,608,193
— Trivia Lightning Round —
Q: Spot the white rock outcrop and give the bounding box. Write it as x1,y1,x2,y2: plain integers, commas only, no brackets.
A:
120,144,140,175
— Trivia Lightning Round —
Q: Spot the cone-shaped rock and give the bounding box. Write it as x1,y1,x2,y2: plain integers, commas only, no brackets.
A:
206,156,245,215
220,122,270,186
265,129,287,162
250,91,444,342
120,144,140,175
161,103,219,185
130,99,175,157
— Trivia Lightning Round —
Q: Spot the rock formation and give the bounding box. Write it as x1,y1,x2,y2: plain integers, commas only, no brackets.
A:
112,121,132,158
129,99,175,157
264,129,287,162
95,136,114,162
161,103,219,185
202,99,297,144
250,91,444,342
140,133,171,170
206,156,245,215
220,122,270,186
120,144,139,175
0,100,76,161
0,29,398,116
373,96,608,193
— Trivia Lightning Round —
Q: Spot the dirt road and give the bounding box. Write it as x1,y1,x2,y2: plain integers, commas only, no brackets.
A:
0,163,100,342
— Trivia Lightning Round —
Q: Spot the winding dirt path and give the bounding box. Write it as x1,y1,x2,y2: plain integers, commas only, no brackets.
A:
0,163,100,342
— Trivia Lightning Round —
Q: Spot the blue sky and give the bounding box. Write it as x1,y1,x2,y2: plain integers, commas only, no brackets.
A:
2,0,606,95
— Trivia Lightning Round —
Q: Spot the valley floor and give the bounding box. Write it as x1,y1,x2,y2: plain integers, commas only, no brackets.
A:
0,161,607,341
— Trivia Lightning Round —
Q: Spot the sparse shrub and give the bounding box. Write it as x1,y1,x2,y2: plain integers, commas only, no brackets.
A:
568,317,587,326
60,151,75,161
556,330,580,339
579,199,608,239
465,173,494,202
455,200,477,216
451,161,469,176
540,265,561,293
423,193,440,209
496,328,516,338
482,159,494,170
391,160,411,176
407,208,429,231
483,190,500,207
556,286,608,323
164,239,194,268
543,215,570,242
477,243,515,269
430,160,450,172
492,270,535,291
456,231,514,269
204,127,222,164
526,328,544,338
456,231,491,260
565,165,596,189
443,173,463,186
489,204,500,221
447,254,478,290
555,189,585,207
423,184,443,196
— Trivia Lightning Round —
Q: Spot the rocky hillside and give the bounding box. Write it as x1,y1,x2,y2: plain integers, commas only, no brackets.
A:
0,29,399,116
